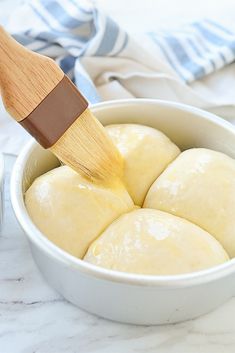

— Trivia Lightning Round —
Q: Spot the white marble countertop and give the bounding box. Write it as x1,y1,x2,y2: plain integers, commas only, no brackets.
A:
1,0,235,352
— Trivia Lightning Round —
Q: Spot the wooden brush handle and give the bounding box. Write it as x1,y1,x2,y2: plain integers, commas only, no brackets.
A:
0,26,64,121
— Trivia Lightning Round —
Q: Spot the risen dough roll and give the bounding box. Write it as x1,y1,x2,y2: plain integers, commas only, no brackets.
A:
84,209,228,275
105,124,180,206
25,166,134,258
144,148,235,257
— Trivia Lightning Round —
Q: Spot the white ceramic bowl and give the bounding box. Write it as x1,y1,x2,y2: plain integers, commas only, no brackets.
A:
11,99,235,325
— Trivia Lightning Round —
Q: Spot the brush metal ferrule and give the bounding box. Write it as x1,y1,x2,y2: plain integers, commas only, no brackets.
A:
19,75,88,148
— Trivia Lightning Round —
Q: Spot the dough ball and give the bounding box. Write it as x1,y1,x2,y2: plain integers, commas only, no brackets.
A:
84,209,228,275
105,124,180,206
144,148,235,257
25,166,134,258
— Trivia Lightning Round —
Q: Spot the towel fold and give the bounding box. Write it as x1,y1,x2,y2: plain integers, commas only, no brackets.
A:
1,0,235,155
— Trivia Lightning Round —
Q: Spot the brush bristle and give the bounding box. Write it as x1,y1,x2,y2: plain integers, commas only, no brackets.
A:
50,109,124,183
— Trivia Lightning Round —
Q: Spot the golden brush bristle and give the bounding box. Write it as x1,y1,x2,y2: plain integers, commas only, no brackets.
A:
50,109,124,183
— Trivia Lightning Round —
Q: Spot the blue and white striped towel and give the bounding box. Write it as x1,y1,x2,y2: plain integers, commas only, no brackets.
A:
148,19,235,83
2,0,235,154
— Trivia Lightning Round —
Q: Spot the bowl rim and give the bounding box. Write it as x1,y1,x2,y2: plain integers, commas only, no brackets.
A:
11,98,235,288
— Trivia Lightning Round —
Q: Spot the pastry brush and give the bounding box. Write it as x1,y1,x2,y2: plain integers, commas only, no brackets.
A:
0,26,123,182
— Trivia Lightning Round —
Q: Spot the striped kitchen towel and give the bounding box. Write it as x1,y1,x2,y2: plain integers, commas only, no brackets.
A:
148,19,235,83
2,0,235,155
7,0,235,102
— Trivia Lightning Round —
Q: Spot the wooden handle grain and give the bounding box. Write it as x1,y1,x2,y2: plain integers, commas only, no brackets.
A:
0,26,64,121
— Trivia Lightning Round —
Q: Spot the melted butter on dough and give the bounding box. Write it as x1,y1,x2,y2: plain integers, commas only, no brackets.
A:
105,124,180,206
144,148,235,257
25,166,134,258
84,208,229,275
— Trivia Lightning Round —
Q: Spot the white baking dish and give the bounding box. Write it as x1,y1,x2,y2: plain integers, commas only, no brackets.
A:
11,99,235,325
